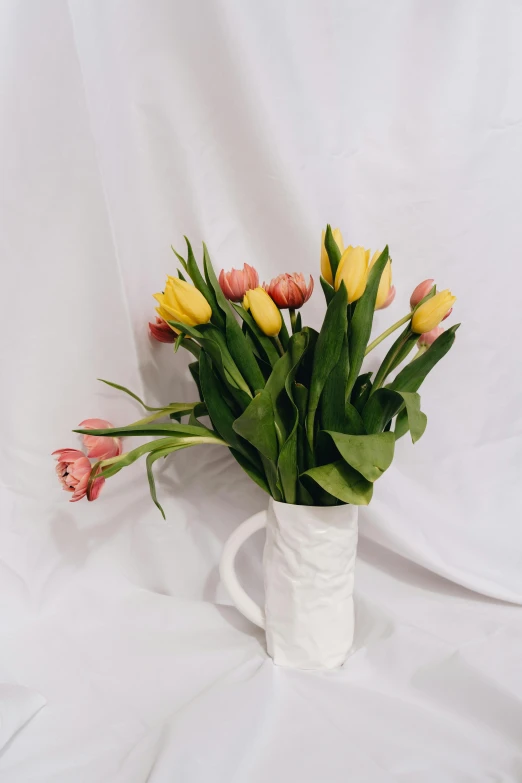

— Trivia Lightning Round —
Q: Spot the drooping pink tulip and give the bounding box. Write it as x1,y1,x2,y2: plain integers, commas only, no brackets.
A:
149,317,177,343
264,273,314,309
376,284,396,310
78,419,122,460
219,263,259,302
417,326,444,348
52,448,104,502
410,279,435,308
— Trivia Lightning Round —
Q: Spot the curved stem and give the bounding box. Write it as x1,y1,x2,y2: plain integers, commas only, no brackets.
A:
289,308,297,333
365,313,412,356
273,335,284,355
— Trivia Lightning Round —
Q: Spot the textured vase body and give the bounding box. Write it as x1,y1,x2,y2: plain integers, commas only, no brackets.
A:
220,499,359,670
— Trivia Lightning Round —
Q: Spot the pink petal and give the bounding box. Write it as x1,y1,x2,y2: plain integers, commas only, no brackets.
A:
52,448,85,462
88,476,105,501
78,418,114,430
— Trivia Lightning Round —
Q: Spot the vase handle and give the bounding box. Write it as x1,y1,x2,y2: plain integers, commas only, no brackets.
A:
219,510,267,629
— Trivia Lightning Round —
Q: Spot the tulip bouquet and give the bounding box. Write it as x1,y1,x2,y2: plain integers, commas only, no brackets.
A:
54,227,458,516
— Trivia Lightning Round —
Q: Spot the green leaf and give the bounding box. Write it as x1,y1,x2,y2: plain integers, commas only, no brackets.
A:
324,224,343,280
275,334,310,503
294,312,302,332
74,422,227,440
230,449,270,495
351,372,373,413
146,448,170,519
394,391,427,443
346,246,389,396
184,237,225,329
231,303,280,367
261,454,283,501
97,378,171,412
322,431,395,482
390,325,460,393
278,308,290,350
371,325,417,392
265,331,309,447
320,332,350,433
202,243,265,393
188,361,202,400
302,461,373,505
320,275,335,305
394,408,409,440
232,390,279,462
345,402,366,434
199,352,259,464
361,388,404,434
177,269,187,282
171,245,188,272
306,283,349,451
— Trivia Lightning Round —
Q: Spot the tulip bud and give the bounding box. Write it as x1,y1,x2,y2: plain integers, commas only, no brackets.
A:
321,228,344,285
334,246,370,303
264,272,314,309
410,279,435,309
149,317,177,343
153,277,212,327
411,290,456,334
243,287,282,336
219,263,259,302
376,284,396,310
417,326,444,348
370,250,393,309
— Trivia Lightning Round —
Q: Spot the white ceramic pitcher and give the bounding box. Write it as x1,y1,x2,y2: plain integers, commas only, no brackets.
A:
220,498,359,670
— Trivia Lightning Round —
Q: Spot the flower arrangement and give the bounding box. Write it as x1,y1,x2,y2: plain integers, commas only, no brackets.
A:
53,227,458,516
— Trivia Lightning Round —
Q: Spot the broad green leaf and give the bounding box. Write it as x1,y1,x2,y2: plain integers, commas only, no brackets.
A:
294,312,302,332
275,334,309,503
231,303,280,366
390,325,460,393
180,338,201,360
184,237,225,329
232,390,279,462
344,403,366,434
199,352,259,464
350,372,373,413
320,333,349,433
278,308,290,349
319,275,335,305
394,391,427,443
306,283,349,451
202,243,265,392
230,449,270,495
346,246,389,396
323,431,395,482
324,224,343,280
371,325,417,392
265,331,309,447
361,388,404,434
302,461,373,505
261,454,283,501
295,326,318,389
394,408,409,440
188,361,202,399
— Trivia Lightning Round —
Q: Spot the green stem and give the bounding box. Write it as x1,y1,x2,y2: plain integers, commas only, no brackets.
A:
289,308,297,334
365,313,413,356
273,335,285,355
409,345,427,363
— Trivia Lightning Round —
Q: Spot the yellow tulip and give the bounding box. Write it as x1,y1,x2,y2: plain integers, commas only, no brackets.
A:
243,287,282,337
411,289,456,334
321,228,344,285
153,277,212,327
370,250,392,309
334,245,371,303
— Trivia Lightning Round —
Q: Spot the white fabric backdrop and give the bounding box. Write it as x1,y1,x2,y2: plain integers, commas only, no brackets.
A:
1,0,522,779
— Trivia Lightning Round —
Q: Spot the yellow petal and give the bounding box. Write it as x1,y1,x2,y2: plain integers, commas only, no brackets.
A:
374,260,392,309
411,290,456,333
246,287,282,336
159,277,212,326
334,246,369,303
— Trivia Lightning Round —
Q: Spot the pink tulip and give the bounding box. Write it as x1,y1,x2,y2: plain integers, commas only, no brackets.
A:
78,419,122,460
52,448,104,502
376,284,396,310
219,263,259,302
410,279,435,308
149,317,177,343
418,326,444,348
264,273,314,309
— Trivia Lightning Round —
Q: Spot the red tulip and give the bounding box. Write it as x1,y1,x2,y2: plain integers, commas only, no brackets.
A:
149,317,177,343
410,279,435,308
417,326,444,348
219,263,259,302
52,448,104,502
264,273,314,309
78,418,122,460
